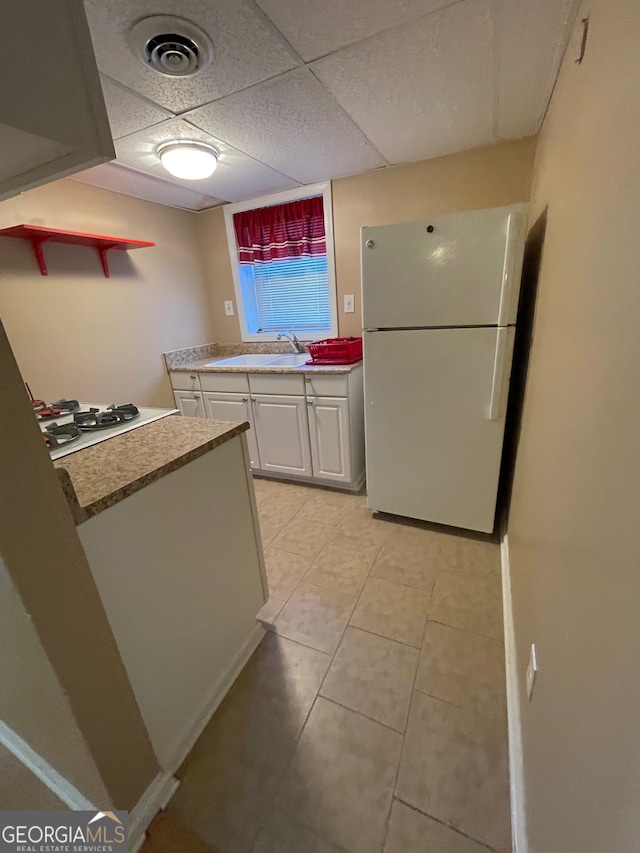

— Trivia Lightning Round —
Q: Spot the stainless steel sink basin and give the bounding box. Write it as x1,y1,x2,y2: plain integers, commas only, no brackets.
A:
204,354,279,367
267,354,309,367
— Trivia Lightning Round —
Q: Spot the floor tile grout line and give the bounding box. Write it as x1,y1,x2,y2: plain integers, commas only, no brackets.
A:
412,686,508,724
382,580,434,847
315,693,408,735
421,616,506,646
392,796,503,853
426,615,504,643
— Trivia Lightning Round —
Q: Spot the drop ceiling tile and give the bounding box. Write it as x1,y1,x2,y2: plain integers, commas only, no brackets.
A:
312,0,494,165
100,75,174,140
255,0,452,62
69,162,223,211
186,68,385,184
114,118,300,204
84,0,301,113
497,0,577,138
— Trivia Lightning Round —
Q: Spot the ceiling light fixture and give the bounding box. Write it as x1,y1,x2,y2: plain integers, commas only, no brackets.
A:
157,141,219,180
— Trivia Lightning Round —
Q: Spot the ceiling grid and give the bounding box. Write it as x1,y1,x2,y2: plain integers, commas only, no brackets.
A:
71,0,576,210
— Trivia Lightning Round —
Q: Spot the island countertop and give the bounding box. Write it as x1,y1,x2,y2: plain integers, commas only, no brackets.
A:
54,415,248,525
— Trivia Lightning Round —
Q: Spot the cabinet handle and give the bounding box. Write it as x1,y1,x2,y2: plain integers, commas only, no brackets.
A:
250,396,256,402
307,400,314,405
190,374,197,379
242,397,249,402
194,394,200,399
304,377,311,383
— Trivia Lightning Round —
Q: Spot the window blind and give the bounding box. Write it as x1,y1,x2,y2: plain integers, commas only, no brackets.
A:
251,255,331,333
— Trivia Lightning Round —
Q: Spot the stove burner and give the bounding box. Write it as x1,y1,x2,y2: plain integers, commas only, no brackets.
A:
74,403,140,431
36,399,81,421
43,422,82,450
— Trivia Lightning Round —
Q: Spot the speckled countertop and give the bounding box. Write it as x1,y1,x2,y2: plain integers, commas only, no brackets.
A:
55,416,248,526
164,342,362,376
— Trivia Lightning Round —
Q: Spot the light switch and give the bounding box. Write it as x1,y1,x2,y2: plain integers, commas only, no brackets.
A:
224,300,234,316
526,643,538,701
344,294,355,313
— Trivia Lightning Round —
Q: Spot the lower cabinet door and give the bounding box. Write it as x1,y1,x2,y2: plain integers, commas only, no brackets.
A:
252,394,312,477
307,396,352,483
202,391,260,469
173,390,205,418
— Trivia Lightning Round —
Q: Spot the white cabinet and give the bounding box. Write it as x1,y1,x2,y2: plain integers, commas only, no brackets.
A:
173,390,205,419
307,397,351,483
252,394,312,478
203,391,260,469
168,364,365,490
0,0,114,200
169,372,201,393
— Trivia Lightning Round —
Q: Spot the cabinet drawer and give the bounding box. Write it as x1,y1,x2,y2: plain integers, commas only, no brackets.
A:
199,372,250,393
169,371,201,392
249,373,305,396
303,373,348,398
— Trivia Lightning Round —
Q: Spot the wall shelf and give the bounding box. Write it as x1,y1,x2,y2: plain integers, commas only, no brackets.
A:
0,224,155,277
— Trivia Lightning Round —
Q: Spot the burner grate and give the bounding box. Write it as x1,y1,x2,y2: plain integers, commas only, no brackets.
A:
74,404,140,431
43,422,82,450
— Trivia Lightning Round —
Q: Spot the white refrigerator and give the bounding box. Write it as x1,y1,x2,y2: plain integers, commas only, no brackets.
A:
362,203,527,533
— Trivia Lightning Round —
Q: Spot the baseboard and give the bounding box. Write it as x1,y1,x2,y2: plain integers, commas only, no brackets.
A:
0,721,96,811
251,470,365,492
500,516,528,853
161,622,266,775
128,771,180,852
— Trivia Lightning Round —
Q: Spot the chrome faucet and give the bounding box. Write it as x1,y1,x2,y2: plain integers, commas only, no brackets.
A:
277,331,303,353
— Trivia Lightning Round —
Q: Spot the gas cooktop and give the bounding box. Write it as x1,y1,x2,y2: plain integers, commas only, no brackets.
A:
38,401,178,460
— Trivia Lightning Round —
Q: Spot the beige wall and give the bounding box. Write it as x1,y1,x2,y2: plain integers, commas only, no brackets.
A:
0,180,212,407
0,321,160,809
0,556,112,807
508,1,640,850
197,139,536,340
0,744,66,810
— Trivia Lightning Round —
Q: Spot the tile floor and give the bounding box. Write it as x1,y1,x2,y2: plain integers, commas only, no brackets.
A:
164,478,510,853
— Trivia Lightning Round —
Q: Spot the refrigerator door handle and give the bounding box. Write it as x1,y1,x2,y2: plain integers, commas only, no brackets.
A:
488,327,509,421
497,210,522,326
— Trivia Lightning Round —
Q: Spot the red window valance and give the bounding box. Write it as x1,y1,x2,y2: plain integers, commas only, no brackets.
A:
233,196,326,264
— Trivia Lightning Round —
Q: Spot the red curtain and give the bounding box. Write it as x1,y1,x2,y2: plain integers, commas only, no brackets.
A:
233,196,325,264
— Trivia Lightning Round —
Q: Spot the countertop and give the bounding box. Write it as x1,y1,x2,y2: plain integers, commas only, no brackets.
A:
169,354,362,376
55,416,248,525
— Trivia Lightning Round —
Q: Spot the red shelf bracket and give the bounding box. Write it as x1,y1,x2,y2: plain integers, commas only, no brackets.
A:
30,237,53,276
97,244,119,278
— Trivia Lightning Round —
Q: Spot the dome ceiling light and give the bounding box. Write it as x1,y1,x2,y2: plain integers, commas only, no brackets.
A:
157,141,219,180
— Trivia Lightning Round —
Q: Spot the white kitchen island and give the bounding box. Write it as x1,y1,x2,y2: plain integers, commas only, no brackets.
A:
54,416,267,774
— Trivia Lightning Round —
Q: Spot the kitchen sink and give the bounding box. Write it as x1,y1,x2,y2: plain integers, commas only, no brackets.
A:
204,354,279,367
267,354,309,367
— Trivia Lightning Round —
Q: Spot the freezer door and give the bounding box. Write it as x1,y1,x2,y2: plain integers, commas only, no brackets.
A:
364,327,515,533
362,203,526,329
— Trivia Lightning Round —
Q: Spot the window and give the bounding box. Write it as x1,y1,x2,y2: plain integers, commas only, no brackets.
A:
224,183,338,342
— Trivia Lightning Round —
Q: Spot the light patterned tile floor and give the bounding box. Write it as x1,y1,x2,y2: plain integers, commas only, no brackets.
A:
165,478,510,853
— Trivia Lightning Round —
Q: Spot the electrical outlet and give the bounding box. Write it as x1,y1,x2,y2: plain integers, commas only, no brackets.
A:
526,643,538,701
344,294,355,313
224,300,234,316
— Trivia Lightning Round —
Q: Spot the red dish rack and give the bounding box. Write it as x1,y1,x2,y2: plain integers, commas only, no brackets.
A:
306,336,363,365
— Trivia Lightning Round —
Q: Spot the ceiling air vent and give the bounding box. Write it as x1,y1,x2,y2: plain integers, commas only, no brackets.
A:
127,16,214,78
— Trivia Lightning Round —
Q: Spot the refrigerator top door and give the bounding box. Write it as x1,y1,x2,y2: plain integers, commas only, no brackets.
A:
363,327,515,533
362,203,527,329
